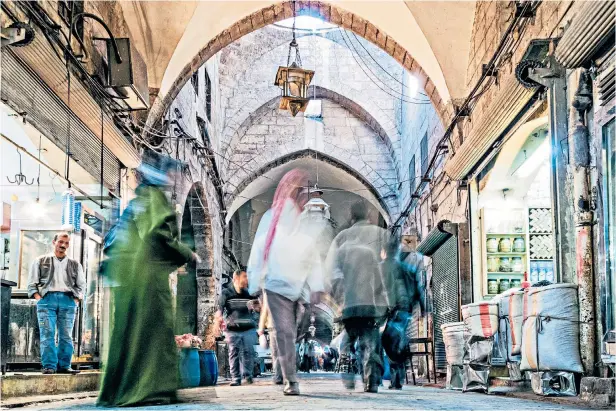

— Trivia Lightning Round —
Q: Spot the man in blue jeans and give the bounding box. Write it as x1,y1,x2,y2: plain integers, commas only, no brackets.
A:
28,232,85,375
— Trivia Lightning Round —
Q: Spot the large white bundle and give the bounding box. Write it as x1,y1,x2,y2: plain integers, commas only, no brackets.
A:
462,302,499,338
520,284,583,373
509,291,524,355
441,322,465,365
495,291,524,361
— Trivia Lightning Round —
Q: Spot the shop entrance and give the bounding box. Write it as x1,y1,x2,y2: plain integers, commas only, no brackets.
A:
470,116,557,300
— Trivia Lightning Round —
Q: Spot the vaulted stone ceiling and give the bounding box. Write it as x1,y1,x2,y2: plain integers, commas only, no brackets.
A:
119,0,476,110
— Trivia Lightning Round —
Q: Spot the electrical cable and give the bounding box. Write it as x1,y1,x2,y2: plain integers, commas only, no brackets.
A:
391,0,539,231
338,29,432,105
349,31,429,97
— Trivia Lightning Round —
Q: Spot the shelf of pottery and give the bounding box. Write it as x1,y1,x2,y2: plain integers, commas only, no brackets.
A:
480,207,556,297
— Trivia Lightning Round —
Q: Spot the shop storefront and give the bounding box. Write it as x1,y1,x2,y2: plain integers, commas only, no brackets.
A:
468,110,557,300
1,103,119,370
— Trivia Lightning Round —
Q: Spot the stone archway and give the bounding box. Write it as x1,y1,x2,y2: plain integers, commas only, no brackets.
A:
225,149,395,224
146,1,452,129
176,182,219,348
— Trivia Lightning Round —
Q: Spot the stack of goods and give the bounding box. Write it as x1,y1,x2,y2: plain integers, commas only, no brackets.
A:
461,302,499,392
441,322,465,390
495,290,524,380
520,284,583,396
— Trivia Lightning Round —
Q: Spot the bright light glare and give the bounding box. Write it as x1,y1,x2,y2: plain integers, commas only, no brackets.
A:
275,16,337,32
305,99,322,118
406,75,419,99
30,201,47,219
515,139,550,178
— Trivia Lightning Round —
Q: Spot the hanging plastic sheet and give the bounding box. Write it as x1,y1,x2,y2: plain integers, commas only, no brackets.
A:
463,364,490,392
464,335,494,364
531,371,578,396
446,364,464,390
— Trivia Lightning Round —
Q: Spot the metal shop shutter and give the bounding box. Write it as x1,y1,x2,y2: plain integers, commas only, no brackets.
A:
431,236,460,372
1,49,122,191
554,0,615,69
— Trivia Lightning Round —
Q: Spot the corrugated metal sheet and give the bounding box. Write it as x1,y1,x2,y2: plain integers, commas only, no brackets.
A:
432,236,460,372
554,0,615,69
597,50,615,106
2,49,121,190
444,77,536,180
5,18,140,168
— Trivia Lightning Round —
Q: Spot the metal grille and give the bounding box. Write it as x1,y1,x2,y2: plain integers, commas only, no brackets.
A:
431,236,460,372
1,49,121,191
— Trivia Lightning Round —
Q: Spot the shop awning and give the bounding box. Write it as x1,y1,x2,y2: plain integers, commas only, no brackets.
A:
4,23,141,169
554,1,615,69
444,77,536,180
417,220,456,256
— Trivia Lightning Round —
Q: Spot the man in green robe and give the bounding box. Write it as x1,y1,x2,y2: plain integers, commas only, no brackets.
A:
98,155,200,407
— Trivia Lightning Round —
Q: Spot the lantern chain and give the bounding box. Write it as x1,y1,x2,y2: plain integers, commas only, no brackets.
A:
287,0,302,67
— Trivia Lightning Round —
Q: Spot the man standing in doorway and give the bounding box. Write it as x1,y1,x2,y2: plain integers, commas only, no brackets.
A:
28,232,85,375
216,269,257,386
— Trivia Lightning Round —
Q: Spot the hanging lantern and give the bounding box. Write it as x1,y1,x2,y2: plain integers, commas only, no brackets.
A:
274,2,314,117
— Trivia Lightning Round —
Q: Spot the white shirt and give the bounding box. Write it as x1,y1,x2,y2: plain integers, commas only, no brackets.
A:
29,255,86,299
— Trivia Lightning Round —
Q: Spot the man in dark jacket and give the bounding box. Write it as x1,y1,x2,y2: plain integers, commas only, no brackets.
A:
216,269,257,386
325,201,392,393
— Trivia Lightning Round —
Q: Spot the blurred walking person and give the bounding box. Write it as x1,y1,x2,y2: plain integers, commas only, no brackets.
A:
382,234,426,390
215,269,257,386
98,153,200,407
247,169,323,396
258,292,283,384
325,201,392,393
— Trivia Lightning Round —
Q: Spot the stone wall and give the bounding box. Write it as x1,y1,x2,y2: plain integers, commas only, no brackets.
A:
217,29,404,178
224,98,399,218
164,59,227,348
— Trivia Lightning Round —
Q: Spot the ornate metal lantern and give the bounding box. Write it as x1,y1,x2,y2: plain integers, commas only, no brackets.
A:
274,3,314,117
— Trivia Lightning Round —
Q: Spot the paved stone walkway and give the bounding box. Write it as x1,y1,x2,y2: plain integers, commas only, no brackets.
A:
10,373,597,410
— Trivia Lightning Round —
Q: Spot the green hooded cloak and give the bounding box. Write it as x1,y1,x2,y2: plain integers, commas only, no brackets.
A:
97,184,194,407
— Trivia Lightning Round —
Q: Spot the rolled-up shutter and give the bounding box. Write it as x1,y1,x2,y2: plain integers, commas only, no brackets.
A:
4,18,141,169
444,78,536,181
596,50,615,106
1,49,121,191
554,1,615,69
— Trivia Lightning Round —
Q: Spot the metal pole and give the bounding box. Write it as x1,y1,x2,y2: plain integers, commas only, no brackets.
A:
570,69,596,375
547,71,576,284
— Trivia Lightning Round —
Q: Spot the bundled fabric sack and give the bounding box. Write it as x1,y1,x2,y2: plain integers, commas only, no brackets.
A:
508,291,524,355
441,322,465,366
520,284,583,373
462,302,498,338
495,291,523,361
382,310,411,362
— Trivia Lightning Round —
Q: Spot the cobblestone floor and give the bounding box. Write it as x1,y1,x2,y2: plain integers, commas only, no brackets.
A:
10,373,598,410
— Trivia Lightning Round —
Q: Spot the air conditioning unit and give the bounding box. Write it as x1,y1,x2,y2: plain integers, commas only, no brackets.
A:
102,38,149,111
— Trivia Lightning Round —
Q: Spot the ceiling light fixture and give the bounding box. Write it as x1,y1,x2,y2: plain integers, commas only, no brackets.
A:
274,0,315,117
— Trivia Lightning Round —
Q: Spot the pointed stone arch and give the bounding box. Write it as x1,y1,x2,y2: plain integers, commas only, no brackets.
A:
146,1,452,130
